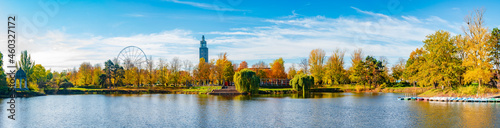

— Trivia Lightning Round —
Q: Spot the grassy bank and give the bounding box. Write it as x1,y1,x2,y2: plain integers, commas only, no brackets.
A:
419,86,500,97
43,86,223,95
259,88,295,94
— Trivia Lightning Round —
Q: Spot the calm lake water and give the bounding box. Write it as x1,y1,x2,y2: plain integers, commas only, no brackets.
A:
1,93,500,127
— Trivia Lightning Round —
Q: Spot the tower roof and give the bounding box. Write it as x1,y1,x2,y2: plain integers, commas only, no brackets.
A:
15,68,27,79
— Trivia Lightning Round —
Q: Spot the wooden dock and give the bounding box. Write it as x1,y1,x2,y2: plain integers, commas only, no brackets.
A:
208,86,245,95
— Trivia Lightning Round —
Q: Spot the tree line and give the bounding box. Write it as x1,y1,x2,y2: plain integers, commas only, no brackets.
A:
0,9,498,91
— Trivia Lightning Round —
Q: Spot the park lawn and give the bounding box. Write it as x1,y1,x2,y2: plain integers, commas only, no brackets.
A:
419,85,500,97
182,86,222,93
321,84,357,90
66,87,105,91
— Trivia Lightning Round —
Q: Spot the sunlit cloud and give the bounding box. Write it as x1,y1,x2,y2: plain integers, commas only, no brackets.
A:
164,0,249,12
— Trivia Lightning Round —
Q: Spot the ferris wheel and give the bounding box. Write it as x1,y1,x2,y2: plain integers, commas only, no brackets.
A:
117,46,149,69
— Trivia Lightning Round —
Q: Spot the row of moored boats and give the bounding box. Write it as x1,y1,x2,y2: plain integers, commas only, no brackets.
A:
398,97,500,102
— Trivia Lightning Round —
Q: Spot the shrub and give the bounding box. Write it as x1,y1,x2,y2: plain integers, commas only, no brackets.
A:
28,82,40,92
0,86,10,95
290,73,314,92
233,69,260,94
380,83,387,89
59,82,74,89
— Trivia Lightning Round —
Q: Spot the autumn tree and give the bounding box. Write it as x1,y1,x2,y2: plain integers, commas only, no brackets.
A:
420,30,462,89
404,48,426,87
147,56,156,86
214,53,234,84
77,62,93,86
391,58,406,83
270,57,287,79
194,58,210,85
299,58,309,74
287,64,297,79
170,57,181,86
323,49,346,85
157,58,170,86
252,61,269,78
309,48,325,85
124,67,138,86
92,64,103,86
462,9,492,88
237,61,248,71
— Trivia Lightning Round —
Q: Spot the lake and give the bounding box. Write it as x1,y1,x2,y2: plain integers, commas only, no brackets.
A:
1,93,499,127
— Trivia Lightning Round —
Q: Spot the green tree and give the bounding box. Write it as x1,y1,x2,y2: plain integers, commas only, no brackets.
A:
30,64,47,83
17,50,35,81
490,27,500,87
364,56,384,89
92,64,102,85
0,52,7,86
290,73,314,92
222,61,235,83
233,69,260,94
103,60,124,88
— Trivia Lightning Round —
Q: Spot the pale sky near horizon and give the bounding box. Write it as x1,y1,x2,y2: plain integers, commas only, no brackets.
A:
1,0,500,72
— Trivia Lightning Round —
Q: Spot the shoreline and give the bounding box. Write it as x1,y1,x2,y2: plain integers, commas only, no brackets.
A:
3,86,499,98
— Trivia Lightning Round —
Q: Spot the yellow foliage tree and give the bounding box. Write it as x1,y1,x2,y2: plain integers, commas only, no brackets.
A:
308,48,325,85
462,9,492,87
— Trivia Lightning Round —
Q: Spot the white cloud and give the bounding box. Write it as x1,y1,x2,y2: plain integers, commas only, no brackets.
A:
281,10,300,19
164,0,248,12
209,7,461,68
1,7,462,71
1,29,200,71
401,16,421,23
124,13,145,17
351,6,390,19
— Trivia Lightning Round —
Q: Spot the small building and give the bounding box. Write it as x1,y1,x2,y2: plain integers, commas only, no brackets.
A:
199,35,208,62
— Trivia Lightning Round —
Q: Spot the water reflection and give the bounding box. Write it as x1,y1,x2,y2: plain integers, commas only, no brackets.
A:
1,93,500,127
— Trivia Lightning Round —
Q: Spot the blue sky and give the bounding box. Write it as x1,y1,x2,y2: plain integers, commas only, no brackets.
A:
1,0,500,71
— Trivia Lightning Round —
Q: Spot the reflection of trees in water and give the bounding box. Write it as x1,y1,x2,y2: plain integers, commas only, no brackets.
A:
289,92,345,99
412,102,495,127
200,92,345,100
